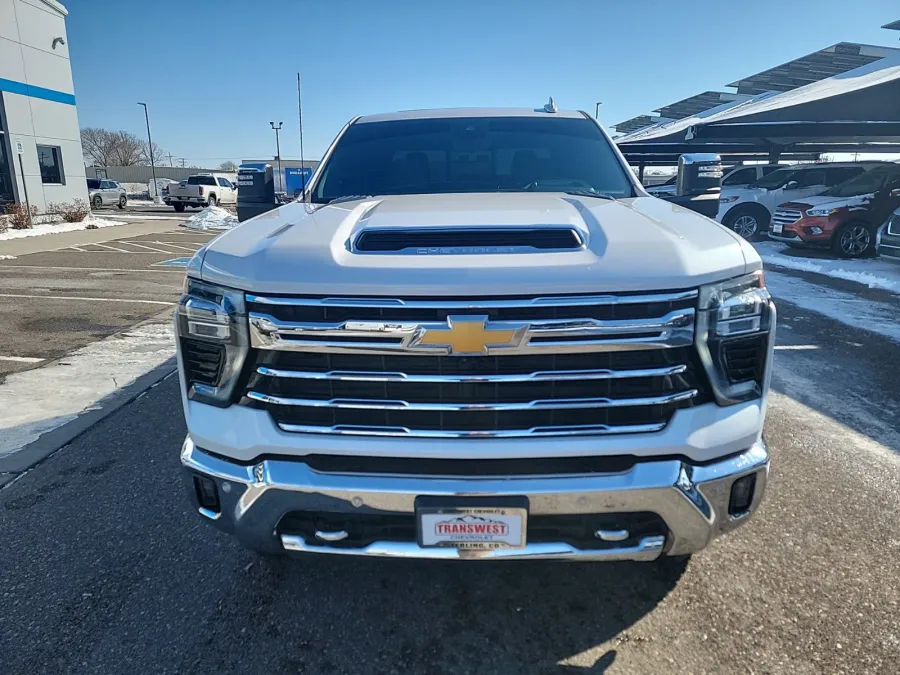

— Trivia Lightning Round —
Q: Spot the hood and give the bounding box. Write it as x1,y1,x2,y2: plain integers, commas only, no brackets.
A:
779,193,877,211
199,193,755,296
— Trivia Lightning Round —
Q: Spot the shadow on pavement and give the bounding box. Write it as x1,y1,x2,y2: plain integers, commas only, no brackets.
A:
221,552,687,673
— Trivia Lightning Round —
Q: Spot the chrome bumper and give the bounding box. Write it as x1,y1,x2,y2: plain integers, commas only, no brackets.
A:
180,437,769,561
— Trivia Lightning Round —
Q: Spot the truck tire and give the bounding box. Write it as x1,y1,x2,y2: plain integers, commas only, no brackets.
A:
208,195,217,207
173,203,186,213
92,195,102,209
833,221,876,258
723,205,768,240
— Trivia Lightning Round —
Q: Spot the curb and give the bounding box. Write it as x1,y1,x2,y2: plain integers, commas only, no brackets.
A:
0,356,178,485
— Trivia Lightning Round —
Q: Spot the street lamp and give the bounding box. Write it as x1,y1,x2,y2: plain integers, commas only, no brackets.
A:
137,102,160,203
595,102,603,120
270,121,283,192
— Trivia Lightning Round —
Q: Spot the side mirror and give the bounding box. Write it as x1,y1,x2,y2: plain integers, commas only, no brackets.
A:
784,180,799,190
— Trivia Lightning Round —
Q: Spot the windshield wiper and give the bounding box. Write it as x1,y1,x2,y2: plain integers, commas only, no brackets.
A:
564,190,616,200
322,195,373,205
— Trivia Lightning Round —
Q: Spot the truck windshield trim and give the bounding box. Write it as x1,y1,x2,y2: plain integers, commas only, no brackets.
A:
311,116,635,204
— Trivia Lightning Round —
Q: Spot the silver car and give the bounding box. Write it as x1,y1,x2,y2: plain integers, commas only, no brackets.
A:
87,179,127,209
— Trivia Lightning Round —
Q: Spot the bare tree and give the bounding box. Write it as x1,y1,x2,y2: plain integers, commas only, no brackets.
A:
81,127,169,167
107,130,144,166
139,139,167,167
81,128,117,167
217,160,238,172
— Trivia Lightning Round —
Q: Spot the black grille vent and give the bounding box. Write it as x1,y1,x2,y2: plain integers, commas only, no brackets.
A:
354,227,583,252
246,294,695,324
181,338,225,387
722,336,766,383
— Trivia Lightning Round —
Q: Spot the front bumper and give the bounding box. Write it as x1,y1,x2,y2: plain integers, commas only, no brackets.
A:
181,436,769,561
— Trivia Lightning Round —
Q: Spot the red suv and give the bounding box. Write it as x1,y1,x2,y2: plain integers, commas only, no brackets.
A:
769,164,900,257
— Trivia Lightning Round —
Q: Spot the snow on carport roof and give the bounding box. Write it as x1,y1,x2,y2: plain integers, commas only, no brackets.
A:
617,52,900,147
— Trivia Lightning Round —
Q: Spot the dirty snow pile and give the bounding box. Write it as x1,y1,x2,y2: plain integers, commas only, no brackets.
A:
0,321,175,457
185,205,239,230
0,214,125,241
756,241,900,294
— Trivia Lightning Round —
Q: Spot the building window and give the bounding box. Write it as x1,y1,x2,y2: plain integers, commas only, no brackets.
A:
0,135,13,201
37,145,64,184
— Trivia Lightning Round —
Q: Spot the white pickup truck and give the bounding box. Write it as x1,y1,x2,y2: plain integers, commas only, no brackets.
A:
177,107,774,563
164,173,237,212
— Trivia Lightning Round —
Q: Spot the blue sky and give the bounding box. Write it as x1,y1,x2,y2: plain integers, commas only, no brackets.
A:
65,0,899,167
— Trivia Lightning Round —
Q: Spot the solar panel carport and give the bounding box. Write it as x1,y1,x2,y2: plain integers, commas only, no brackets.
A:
617,51,900,166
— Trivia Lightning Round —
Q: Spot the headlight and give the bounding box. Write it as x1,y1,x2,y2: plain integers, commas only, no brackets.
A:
720,196,740,204
175,277,249,407
806,207,837,217
696,271,775,405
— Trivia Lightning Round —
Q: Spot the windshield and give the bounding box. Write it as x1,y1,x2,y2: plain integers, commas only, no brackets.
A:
748,168,797,189
821,166,900,198
312,116,635,203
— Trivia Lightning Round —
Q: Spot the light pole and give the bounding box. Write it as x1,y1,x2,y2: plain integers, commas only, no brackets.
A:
137,102,160,203
270,121,283,192
595,102,603,120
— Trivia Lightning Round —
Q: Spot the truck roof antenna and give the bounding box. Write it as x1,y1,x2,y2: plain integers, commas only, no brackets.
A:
297,72,308,203
543,97,558,114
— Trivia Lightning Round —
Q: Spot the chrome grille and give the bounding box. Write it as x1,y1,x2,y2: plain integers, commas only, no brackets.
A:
241,292,707,438
771,209,802,228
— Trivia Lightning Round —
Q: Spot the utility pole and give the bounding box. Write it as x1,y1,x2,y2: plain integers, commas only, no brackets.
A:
298,73,306,199
270,121,283,192
179,158,185,168
167,152,173,167
137,102,160,203
595,102,602,119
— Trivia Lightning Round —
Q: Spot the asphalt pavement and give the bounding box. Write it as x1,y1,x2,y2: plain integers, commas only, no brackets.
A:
0,264,898,674
0,227,213,378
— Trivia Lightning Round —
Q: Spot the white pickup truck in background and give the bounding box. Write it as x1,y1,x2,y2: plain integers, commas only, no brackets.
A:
164,173,237,212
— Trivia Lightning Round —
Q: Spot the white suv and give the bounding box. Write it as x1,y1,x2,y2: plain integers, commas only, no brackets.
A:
647,164,786,198
717,162,886,239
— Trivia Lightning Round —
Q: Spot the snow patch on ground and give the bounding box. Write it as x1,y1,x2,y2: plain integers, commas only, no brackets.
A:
0,254,16,260
757,241,900,294
185,205,238,230
0,214,125,241
0,322,175,458
767,270,900,343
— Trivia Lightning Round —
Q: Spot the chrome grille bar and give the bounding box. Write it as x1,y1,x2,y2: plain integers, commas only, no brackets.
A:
255,364,688,384
275,422,669,439
772,209,802,226
246,390,697,411
248,309,695,355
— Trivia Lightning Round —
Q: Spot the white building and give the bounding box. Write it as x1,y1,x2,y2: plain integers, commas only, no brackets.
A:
0,0,87,213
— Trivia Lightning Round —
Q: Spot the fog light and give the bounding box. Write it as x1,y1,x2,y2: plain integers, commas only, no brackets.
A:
805,226,823,235
729,474,756,516
193,475,220,512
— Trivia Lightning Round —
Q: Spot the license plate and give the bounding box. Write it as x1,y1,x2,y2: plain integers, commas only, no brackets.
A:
417,503,527,550
772,222,783,234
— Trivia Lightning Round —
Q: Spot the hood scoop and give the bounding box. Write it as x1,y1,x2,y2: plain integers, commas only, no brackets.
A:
353,226,585,254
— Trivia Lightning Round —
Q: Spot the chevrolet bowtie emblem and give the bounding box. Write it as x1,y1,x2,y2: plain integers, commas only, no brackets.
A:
414,315,524,355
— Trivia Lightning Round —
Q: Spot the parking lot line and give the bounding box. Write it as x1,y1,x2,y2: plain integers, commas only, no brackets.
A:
0,265,183,273
0,293,173,306
124,241,179,253
0,355,44,364
152,242,203,251
91,243,132,253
